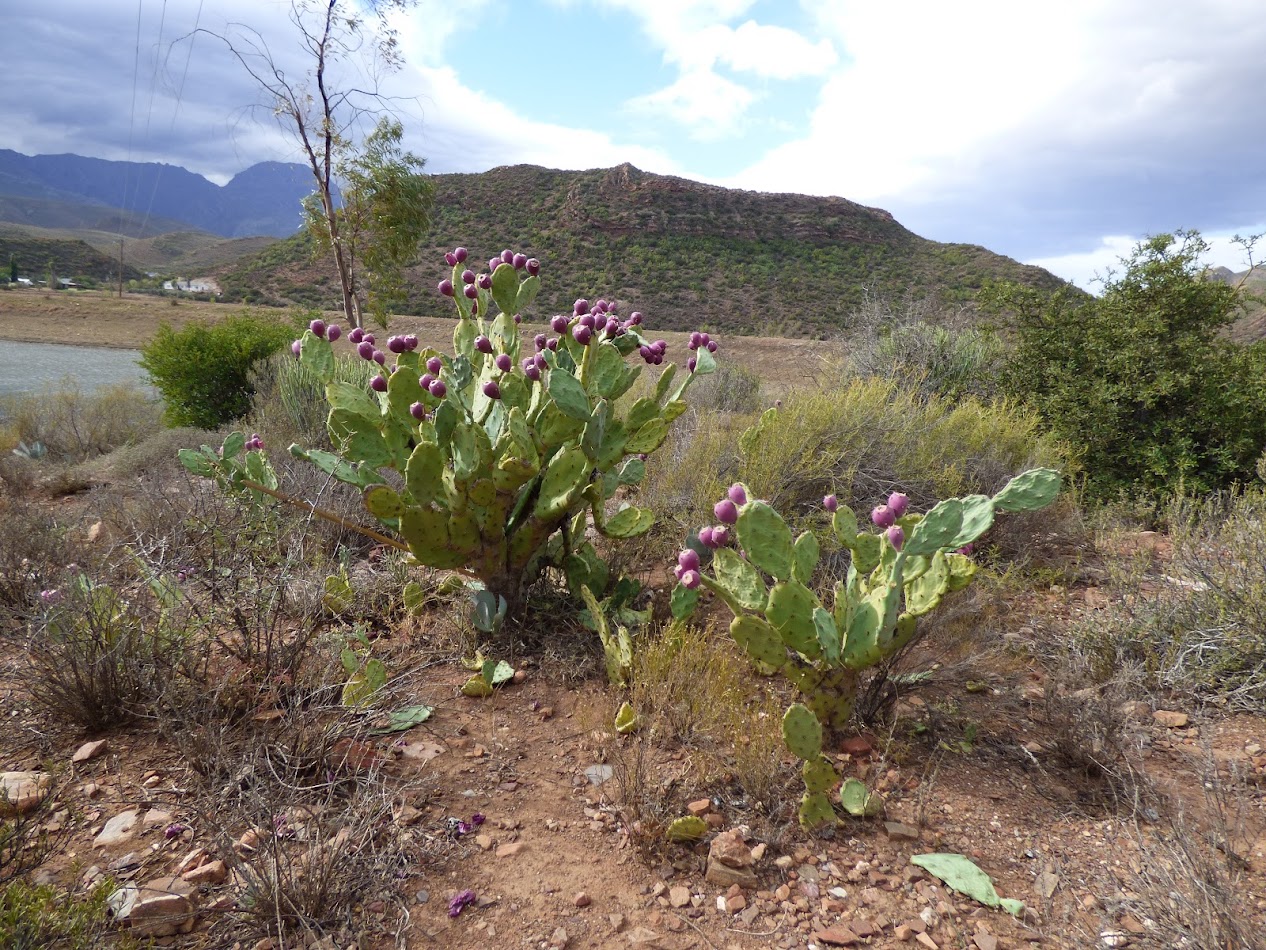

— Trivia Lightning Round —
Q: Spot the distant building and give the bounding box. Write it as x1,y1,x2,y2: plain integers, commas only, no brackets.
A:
16,277,33,286
163,277,221,295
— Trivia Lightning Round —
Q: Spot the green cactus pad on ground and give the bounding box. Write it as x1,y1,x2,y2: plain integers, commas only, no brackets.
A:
839,777,885,817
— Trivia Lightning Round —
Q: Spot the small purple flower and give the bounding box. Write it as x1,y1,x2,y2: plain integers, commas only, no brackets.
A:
886,525,905,550
429,379,447,398
483,380,501,400
714,499,738,525
454,246,468,263
871,505,895,528
427,356,443,375
164,823,188,840
410,402,426,420
438,278,454,297
471,813,485,826
823,494,839,513
327,324,342,342
887,492,910,518
370,375,388,393
678,549,700,572
680,570,702,590
526,258,540,276
475,335,494,355
495,353,512,373
448,889,477,918
39,589,62,607
728,483,747,506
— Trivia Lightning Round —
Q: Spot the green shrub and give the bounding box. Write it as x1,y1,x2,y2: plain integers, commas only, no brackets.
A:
0,380,161,462
985,231,1266,499
0,880,127,950
140,311,297,428
845,322,1006,401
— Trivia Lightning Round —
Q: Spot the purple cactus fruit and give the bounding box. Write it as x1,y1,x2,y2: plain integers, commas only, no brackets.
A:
573,298,590,315
349,326,365,344
429,379,447,398
714,499,739,525
512,253,527,270
534,333,547,351
426,356,443,375
478,273,492,290
678,549,700,572
445,251,458,267
550,315,567,334
387,335,406,354
526,258,540,276
687,357,697,372
592,315,607,334
373,350,386,365
463,284,478,300
680,569,702,590
357,341,375,360
887,492,910,518
573,325,592,345
364,333,376,345
525,363,541,382
707,340,718,353
419,373,434,390
461,269,476,285
483,380,501,400
495,353,512,372
514,314,522,324
500,249,514,264
638,453,648,461
886,525,905,550
639,345,652,361
475,335,493,354
629,311,643,325
653,339,668,353
438,278,454,297
471,301,479,315
701,333,711,345
370,375,388,393
689,331,702,350
594,299,608,313
546,338,558,351
403,334,418,351
579,313,595,329
871,505,895,528
309,318,327,338
410,401,426,420
823,494,839,513
956,543,975,556
727,483,747,506
673,563,686,582
291,339,302,356
712,525,730,546
698,526,716,548
327,324,342,342
454,246,468,263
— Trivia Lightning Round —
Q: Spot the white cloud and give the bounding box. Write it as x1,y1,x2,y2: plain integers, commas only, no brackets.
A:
625,69,757,141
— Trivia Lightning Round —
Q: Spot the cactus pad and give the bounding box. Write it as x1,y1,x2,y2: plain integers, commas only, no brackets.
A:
735,501,794,580
666,816,709,843
782,703,824,760
839,777,885,817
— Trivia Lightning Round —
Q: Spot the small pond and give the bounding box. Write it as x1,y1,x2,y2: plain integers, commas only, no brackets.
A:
0,341,152,399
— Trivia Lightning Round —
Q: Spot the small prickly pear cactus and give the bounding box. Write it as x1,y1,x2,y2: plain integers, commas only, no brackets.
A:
674,434,1062,829
182,252,719,624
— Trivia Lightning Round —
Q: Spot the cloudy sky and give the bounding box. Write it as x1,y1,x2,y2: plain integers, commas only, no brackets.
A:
6,0,1265,288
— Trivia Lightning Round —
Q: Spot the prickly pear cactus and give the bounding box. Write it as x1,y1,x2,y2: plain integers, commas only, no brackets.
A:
673,444,1062,828
182,250,719,618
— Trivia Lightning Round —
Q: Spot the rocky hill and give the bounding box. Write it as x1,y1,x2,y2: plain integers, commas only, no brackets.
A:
217,163,1073,337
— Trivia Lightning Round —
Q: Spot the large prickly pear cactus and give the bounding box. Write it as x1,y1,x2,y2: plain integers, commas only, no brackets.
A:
182,249,718,617
673,425,1061,828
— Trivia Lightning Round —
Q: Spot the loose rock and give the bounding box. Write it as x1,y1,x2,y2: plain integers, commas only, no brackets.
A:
95,809,140,847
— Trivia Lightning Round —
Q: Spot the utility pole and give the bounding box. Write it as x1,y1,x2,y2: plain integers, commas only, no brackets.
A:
118,237,125,298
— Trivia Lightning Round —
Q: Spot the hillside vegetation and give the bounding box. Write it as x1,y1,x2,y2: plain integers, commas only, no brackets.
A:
0,232,144,283
216,163,1073,336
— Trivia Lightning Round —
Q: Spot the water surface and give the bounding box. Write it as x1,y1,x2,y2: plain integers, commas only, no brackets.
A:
0,341,152,398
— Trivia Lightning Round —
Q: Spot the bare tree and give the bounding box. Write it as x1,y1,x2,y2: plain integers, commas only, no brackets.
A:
188,0,423,328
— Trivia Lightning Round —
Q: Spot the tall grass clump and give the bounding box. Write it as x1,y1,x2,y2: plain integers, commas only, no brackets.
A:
1071,488,1266,710
140,311,297,428
845,322,1006,401
0,380,161,462
247,348,375,449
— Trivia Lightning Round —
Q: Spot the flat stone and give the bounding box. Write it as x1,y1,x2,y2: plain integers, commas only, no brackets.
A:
549,926,570,948
1153,710,1189,728
669,885,691,908
73,739,109,764
884,821,920,841
142,808,174,830
182,860,227,885
584,765,614,786
814,926,861,946
108,876,197,937
916,933,940,949
0,771,51,816
686,798,712,816
705,857,759,890
95,809,140,847
573,892,591,908
974,933,999,950
495,841,525,858
626,927,668,947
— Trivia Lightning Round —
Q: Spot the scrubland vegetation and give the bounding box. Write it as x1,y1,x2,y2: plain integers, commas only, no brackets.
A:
1,233,1264,949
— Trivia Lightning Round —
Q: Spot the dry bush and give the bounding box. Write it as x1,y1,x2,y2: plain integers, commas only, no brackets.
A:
0,380,162,463
1113,761,1262,949
0,503,88,632
246,349,375,451
1,774,70,886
